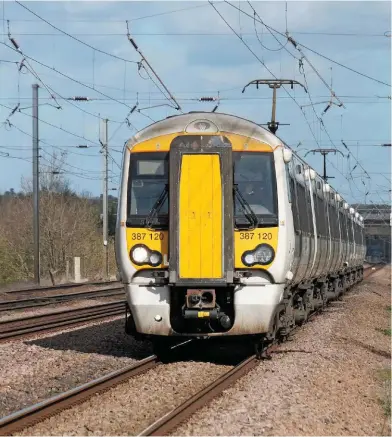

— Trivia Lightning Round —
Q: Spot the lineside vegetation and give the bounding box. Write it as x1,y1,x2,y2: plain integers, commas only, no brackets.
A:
0,155,117,285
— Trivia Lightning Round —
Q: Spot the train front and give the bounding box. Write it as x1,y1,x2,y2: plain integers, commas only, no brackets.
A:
116,114,288,340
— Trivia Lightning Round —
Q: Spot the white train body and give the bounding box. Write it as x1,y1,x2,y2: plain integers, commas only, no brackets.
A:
115,113,366,342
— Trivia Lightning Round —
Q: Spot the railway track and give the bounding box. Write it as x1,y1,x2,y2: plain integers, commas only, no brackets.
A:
0,265,385,435
138,265,387,436
2,280,121,295
363,263,384,278
0,355,160,436
138,353,259,436
0,286,124,312
0,300,125,343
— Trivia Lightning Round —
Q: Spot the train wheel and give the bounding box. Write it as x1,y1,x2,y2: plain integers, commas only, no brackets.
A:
254,336,273,360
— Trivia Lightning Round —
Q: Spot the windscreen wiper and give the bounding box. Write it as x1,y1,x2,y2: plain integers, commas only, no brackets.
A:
233,184,259,230
145,184,168,229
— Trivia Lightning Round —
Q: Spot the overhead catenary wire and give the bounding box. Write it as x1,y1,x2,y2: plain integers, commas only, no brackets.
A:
295,60,368,186
2,40,158,127
126,21,182,111
1,42,143,111
40,148,105,175
209,2,373,204
3,13,181,127
249,1,290,53
0,31,389,37
255,4,372,191
4,123,126,179
7,20,63,110
225,0,391,88
0,102,102,146
247,1,345,108
1,3,388,204
15,1,139,66
0,3,212,24
1,94,389,102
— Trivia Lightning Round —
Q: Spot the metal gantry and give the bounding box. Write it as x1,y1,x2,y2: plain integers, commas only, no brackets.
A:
304,148,344,182
242,79,307,134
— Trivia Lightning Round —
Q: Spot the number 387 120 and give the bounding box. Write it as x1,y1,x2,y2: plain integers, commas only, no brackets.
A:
131,232,164,241
239,232,273,240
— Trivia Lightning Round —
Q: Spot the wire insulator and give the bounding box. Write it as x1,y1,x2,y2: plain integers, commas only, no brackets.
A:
10,104,20,115
287,35,297,48
18,58,25,72
199,97,215,102
129,38,138,50
10,38,20,50
73,96,89,101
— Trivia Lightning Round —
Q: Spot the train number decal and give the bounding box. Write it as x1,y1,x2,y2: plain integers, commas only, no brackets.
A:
239,232,273,240
131,232,164,241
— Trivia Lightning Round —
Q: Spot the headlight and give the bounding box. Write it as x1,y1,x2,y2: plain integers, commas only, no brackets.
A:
241,244,275,267
131,245,149,264
130,244,163,267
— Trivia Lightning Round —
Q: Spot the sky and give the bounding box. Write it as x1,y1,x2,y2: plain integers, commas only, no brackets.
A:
0,0,391,206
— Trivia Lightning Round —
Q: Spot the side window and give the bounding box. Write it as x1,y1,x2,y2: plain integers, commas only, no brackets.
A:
297,183,310,233
340,212,347,241
317,195,327,237
328,203,337,238
347,218,353,243
290,176,300,232
335,205,341,239
313,193,319,234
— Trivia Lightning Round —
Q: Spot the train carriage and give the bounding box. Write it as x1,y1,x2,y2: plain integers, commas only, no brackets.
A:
115,112,365,355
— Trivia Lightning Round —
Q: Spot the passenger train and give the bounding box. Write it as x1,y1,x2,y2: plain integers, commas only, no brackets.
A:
115,112,366,356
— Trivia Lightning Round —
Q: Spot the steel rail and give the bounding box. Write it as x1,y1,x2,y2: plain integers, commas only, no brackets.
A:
0,300,125,342
0,265,382,436
139,264,385,436
138,354,259,436
0,286,124,312
363,263,385,279
0,355,159,436
3,279,121,294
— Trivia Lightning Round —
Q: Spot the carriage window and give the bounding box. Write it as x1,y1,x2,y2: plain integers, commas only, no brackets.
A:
127,152,169,227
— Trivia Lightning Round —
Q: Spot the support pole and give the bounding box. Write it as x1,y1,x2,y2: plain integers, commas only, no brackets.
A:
323,152,327,182
32,84,40,285
271,85,277,131
100,119,109,279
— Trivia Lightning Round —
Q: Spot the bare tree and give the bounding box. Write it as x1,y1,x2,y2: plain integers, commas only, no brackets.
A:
0,152,116,284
